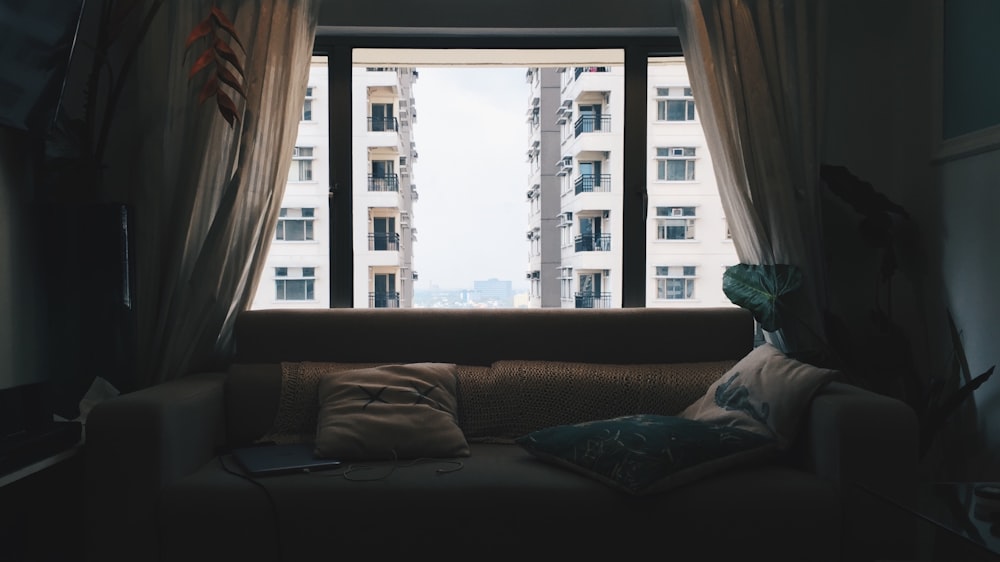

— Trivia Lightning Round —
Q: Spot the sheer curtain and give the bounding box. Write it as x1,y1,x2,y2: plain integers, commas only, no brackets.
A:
673,0,829,355
106,0,320,388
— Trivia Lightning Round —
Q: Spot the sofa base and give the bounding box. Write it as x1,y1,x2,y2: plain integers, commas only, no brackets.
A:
159,444,840,561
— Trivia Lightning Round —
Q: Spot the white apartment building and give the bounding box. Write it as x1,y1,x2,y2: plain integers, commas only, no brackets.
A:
525,59,738,308
251,58,419,309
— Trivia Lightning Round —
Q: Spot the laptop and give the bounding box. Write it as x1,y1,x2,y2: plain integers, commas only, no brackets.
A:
230,443,342,476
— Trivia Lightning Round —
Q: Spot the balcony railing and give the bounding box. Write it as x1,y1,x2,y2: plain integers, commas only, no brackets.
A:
574,66,610,79
368,232,400,251
368,174,399,192
367,117,399,132
575,291,612,309
574,114,612,137
574,174,612,195
369,291,400,308
575,233,611,252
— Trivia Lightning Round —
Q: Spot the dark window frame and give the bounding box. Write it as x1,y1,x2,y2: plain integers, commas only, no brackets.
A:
313,33,682,308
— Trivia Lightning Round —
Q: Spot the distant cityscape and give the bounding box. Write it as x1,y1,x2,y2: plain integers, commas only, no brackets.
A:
414,278,529,308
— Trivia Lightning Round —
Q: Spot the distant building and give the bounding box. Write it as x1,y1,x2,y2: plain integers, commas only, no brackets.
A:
524,60,738,308
251,59,419,309
473,278,514,305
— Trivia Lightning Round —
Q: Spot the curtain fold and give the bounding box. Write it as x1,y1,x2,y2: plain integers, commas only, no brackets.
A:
674,0,829,355
109,0,320,388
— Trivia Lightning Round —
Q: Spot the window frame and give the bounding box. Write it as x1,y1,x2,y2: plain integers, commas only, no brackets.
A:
313,33,682,308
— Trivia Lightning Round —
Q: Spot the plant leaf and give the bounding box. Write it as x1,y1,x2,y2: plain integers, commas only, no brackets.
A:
722,264,803,332
198,75,218,104
210,6,245,51
189,49,215,79
947,309,972,381
919,365,995,457
185,18,214,50
216,90,240,126
216,66,245,98
213,37,244,77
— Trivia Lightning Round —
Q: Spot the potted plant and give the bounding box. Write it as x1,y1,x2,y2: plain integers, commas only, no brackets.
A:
722,165,994,460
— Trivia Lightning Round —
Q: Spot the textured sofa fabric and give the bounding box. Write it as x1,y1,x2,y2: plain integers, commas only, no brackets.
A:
85,307,919,562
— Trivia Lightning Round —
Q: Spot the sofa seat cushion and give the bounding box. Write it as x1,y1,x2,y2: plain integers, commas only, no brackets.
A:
157,444,840,562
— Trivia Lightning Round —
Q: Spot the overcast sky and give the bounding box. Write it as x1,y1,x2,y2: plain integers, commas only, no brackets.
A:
410,67,530,292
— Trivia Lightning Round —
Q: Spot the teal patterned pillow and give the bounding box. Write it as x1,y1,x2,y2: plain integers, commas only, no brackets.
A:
515,414,777,496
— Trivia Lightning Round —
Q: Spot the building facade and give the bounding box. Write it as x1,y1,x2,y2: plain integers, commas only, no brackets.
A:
251,58,419,309
524,59,738,308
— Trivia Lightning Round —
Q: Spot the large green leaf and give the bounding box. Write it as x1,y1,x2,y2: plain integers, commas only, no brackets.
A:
722,264,803,332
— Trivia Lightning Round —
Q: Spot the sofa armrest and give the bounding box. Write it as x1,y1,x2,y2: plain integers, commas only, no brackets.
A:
802,381,919,501
85,371,227,562
800,381,920,561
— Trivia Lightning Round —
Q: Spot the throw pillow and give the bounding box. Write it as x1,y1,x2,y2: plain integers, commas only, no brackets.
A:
679,342,838,450
516,414,777,496
314,362,470,461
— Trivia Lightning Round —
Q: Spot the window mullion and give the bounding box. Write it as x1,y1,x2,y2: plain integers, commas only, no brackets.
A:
622,44,647,308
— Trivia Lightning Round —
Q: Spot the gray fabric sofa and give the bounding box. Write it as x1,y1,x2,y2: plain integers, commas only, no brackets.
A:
85,307,919,562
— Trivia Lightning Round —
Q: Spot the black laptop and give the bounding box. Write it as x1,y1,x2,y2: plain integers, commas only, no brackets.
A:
230,443,342,476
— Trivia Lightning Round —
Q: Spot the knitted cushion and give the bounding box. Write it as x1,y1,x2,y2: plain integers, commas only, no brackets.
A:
457,359,738,442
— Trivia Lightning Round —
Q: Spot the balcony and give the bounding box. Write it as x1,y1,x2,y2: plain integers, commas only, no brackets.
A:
574,114,612,137
575,233,611,252
574,174,611,195
369,291,400,308
574,66,610,79
368,232,400,251
368,117,399,132
575,291,612,309
368,174,399,192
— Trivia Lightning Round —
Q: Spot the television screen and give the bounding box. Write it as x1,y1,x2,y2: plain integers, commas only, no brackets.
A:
0,0,84,138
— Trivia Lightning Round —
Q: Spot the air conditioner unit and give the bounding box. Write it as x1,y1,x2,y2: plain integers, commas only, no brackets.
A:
671,208,683,216
526,272,533,279
561,156,573,168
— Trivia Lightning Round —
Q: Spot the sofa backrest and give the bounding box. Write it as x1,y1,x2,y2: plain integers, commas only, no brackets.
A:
225,307,754,446
232,307,754,365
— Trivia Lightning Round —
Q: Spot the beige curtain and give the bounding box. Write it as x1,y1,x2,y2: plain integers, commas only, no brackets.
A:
106,0,320,388
673,0,829,355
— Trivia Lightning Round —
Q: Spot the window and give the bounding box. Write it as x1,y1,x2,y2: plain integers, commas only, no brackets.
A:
559,211,573,247
298,40,698,310
302,86,314,121
656,147,696,181
655,266,696,300
275,208,315,241
656,206,696,240
656,87,695,121
275,267,316,301
291,146,313,181
559,267,573,300
370,102,395,131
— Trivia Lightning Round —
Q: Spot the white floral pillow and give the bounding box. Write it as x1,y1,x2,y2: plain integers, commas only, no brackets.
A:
679,343,837,450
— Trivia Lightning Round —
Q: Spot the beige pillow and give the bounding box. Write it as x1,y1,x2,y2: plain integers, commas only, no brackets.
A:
679,343,837,450
314,362,470,461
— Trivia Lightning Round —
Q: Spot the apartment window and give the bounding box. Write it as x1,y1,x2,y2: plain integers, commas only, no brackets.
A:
559,267,573,300
370,103,395,131
656,206,697,240
275,267,316,301
275,208,315,241
656,87,695,121
302,87,314,121
656,147,696,181
292,146,313,181
655,266,696,300
559,211,573,247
